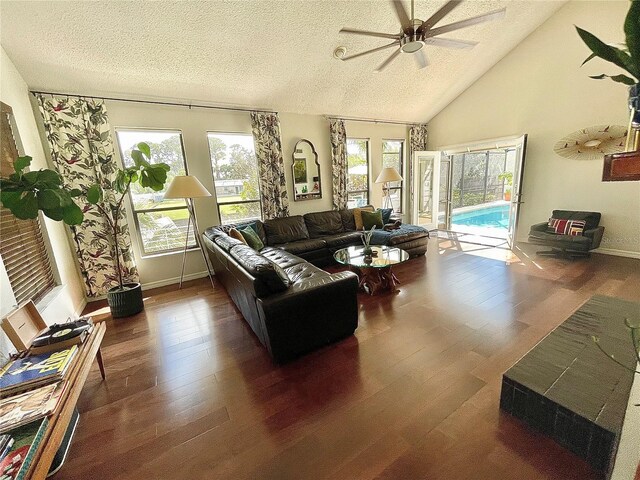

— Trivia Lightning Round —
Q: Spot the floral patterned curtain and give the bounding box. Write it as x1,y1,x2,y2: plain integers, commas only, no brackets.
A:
250,112,290,219
409,124,428,213
329,118,348,210
36,95,139,298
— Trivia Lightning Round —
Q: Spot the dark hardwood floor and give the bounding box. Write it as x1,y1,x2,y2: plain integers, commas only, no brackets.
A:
56,237,640,480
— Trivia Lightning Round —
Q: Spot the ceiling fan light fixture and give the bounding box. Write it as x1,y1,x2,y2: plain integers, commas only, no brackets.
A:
400,35,424,53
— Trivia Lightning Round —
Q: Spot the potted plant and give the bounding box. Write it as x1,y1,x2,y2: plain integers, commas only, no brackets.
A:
0,143,170,318
576,0,640,148
498,171,513,201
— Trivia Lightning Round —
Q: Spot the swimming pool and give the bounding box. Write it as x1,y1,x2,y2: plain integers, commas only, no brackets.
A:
451,204,510,229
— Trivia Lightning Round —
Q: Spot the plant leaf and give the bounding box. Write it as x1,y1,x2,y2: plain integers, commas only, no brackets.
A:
0,191,21,209
42,207,64,222
37,189,64,209
137,142,151,159
86,184,102,204
61,203,84,225
69,188,83,197
14,156,32,173
130,150,145,167
576,26,639,79
589,73,637,85
11,191,39,219
624,0,640,70
23,171,39,185
581,52,598,66
37,169,62,188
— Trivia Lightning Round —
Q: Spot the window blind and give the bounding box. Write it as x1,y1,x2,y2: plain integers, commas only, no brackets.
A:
0,102,56,305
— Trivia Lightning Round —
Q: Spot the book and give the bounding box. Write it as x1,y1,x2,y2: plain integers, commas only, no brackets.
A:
0,383,58,434
0,346,77,396
0,435,12,462
0,418,48,480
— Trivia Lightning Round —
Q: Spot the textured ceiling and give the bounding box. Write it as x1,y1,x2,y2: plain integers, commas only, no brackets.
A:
0,0,564,122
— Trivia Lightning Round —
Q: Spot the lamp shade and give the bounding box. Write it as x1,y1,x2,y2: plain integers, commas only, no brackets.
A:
164,175,211,199
375,167,403,184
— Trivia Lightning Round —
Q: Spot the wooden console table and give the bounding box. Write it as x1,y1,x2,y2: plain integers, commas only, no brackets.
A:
23,321,106,480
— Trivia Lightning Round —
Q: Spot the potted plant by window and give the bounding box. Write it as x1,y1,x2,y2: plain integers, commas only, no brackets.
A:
498,171,513,201
576,0,640,150
0,143,169,318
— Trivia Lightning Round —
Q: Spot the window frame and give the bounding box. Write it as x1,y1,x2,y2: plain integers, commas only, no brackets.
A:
382,139,405,213
114,127,195,257
207,131,262,226
0,101,57,305
346,137,370,207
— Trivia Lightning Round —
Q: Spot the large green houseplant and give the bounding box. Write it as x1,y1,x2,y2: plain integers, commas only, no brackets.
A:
575,0,640,132
0,143,170,318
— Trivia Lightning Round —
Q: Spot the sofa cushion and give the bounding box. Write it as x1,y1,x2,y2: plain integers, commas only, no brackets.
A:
353,206,375,230
339,209,357,231
272,238,327,255
529,230,592,251
320,231,363,248
229,245,289,293
260,247,306,269
240,225,265,250
378,208,393,224
283,262,330,284
213,234,245,252
228,228,248,245
551,210,601,231
361,210,384,230
548,218,586,236
303,211,344,237
369,224,430,246
211,221,266,243
264,216,309,245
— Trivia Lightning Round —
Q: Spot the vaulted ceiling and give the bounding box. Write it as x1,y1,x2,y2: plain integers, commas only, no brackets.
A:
0,1,565,122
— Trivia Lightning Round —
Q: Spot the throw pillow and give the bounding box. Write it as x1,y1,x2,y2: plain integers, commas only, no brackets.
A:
361,209,384,230
548,218,586,236
228,228,248,245
239,226,265,250
377,208,393,225
353,206,375,230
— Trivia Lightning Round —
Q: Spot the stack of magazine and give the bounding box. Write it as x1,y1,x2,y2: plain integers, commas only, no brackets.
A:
0,419,49,480
0,346,77,397
0,346,77,434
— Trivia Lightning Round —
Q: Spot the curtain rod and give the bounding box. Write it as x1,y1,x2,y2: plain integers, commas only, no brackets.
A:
324,115,422,127
29,90,276,114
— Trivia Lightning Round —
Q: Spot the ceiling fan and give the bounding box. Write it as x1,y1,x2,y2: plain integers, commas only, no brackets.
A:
337,0,507,72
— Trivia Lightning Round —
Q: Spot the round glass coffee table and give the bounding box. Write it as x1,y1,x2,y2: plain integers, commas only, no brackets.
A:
334,245,410,295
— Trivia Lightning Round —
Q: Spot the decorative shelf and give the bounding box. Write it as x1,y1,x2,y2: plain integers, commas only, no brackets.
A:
602,151,640,181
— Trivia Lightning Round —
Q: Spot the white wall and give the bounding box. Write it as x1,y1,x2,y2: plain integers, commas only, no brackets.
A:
105,101,410,286
0,47,86,360
427,0,640,255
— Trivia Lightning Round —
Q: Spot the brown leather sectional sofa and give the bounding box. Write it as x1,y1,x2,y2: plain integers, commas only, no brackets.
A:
202,208,429,362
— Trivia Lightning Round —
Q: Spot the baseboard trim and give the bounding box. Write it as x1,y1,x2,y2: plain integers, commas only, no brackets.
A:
592,248,640,259
141,271,209,290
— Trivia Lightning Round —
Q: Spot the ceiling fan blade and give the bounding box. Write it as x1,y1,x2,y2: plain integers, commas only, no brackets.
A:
391,0,412,30
424,37,478,49
421,0,463,31
426,8,507,38
375,49,402,72
340,28,401,40
414,49,429,70
341,41,400,62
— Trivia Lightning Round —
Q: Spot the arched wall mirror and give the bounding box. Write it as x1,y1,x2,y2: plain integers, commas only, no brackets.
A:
292,139,321,201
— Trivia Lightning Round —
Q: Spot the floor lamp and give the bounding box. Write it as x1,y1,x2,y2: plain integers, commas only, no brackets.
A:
164,175,215,289
375,167,403,211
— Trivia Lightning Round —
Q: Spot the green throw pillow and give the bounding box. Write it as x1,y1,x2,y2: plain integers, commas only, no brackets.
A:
239,226,264,251
361,209,383,230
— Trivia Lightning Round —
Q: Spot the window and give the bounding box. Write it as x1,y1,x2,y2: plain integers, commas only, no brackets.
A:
382,140,404,213
115,129,195,255
207,133,261,225
346,138,369,208
0,102,55,304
